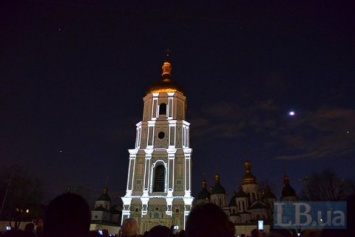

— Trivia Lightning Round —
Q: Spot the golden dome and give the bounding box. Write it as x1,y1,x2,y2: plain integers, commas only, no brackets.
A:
242,160,257,185
214,172,220,182
202,179,207,188
147,50,183,93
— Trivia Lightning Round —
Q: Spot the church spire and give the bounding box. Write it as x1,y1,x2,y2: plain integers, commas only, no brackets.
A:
148,49,182,93
241,160,257,184
162,49,172,78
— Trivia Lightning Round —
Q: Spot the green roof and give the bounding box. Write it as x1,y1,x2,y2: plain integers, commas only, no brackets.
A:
212,182,226,194
197,188,210,200
282,185,296,197
96,188,111,201
97,193,111,201
229,195,237,206
235,188,248,198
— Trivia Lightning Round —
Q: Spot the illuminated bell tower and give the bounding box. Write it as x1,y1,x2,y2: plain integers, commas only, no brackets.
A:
121,51,193,233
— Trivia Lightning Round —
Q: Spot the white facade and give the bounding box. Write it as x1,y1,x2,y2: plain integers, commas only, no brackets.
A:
121,55,194,233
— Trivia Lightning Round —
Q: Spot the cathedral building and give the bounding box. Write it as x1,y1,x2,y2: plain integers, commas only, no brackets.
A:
198,160,276,225
121,52,194,233
195,160,297,234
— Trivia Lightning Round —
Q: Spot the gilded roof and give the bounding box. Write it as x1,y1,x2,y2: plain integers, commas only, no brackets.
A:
147,51,183,93
241,160,257,185
148,76,183,93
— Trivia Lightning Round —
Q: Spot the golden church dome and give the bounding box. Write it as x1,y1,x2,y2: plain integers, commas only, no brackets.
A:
202,179,207,188
147,50,183,93
241,160,257,185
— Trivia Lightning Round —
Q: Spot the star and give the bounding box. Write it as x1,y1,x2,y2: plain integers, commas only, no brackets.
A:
288,111,295,116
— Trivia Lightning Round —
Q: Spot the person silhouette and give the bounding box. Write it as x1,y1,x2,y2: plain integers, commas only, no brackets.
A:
185,202,234,237
119,218,138,237
43,193,91,237
148,225,173,237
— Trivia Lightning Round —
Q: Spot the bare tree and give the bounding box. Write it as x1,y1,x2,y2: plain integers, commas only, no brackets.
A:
0,165,44,229
300,169,355,201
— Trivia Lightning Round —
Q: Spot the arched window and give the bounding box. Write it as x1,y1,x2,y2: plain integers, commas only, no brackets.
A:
153,165,165,192
159,103,167,115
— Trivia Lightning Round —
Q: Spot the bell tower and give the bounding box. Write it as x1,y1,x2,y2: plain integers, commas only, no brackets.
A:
121,51,194,233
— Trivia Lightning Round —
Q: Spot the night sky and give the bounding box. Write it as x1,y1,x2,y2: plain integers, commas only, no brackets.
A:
2,1,355,205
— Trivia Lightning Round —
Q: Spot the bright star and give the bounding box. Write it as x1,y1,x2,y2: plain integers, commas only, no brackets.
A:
289,111,295,116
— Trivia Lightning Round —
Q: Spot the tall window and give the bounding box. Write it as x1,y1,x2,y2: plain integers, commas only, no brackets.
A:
159,103,167,115
153,165,165,192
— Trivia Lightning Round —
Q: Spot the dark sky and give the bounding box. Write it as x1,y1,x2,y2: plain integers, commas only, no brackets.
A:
1,1,355,205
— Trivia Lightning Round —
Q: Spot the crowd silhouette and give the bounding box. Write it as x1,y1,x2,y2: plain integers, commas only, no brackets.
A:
1,192,354,237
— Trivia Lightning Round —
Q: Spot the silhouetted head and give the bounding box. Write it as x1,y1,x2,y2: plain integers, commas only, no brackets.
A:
268,229,293,237
44,193,91,237
148,225,173,237
186,203,231,237
121,218,138,237
251,229,260,237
